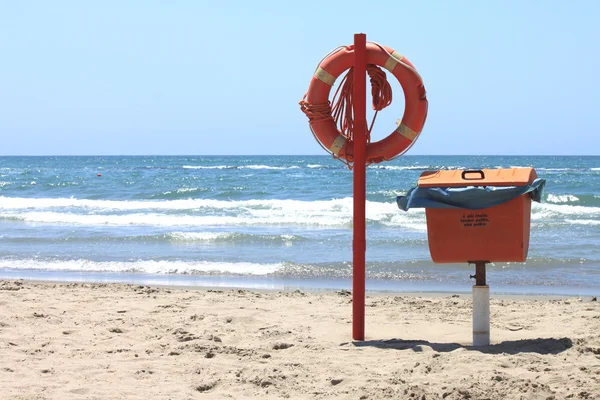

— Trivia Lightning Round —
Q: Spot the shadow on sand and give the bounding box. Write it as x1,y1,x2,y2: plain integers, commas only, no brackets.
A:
350,337,573,355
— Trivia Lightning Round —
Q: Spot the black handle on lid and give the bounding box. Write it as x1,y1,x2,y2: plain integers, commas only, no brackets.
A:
461,170,485,180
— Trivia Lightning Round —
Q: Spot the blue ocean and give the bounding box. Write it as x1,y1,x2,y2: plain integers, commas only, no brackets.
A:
0,155,598,296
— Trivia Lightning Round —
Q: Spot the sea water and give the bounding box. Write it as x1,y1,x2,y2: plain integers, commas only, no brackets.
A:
0,155,598,296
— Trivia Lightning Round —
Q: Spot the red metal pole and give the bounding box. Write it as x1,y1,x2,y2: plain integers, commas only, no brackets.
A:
352,33,367,341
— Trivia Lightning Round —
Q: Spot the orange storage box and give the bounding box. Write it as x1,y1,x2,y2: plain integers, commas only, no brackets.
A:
418,168,537,263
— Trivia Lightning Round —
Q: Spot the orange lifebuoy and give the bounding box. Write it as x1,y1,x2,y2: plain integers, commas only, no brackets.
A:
301,43,428,165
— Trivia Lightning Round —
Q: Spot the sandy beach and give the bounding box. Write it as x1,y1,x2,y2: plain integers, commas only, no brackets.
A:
1,280,599,399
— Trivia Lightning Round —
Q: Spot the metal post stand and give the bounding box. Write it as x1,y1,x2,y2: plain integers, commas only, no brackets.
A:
352,33,367,341
470,261,490,346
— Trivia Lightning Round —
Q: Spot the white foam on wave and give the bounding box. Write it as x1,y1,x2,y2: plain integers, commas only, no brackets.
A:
369,165,463,171
0,196,318,211
564,219,600,226
168,232,234,241
546,194,579,203
183,165,303,170
240,165,300,170
382,212,427,231
0,197,428,229
183,165,232,169
160,188,208,196
166,231,302,243
2,195,596,228
532,202,600,219
0,196,339,212
0,259,283,275
175,188,204,194
1,210,353,227
0,196,206,211
1,211,272,227
365,201,427,231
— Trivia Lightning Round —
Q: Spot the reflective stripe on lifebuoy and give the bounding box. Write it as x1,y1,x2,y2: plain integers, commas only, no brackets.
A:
304,43,428,164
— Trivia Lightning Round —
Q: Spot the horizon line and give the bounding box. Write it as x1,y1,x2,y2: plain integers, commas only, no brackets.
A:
1,154,599,157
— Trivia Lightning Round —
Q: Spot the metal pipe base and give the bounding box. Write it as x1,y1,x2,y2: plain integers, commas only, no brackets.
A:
472,285,490,346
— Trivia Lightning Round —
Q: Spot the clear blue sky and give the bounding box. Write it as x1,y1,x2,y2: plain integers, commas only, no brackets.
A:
1,1,598,156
